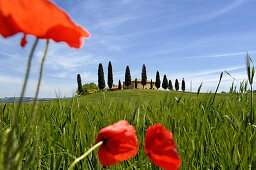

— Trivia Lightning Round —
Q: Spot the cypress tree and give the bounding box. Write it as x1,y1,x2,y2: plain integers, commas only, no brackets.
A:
182,78,185,91
141,64,147,89
162,75,168,90
155,71,161,89
118,80,122,90
168,80,173,90
98,63,105,90
77,74,83,94
135,78,138,89
150,79,153,89
125,66,131,88
108,61,113,90
175,79,179,91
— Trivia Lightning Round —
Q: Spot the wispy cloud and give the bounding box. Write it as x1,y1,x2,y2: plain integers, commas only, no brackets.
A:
112,0,245,39
164,65,247,92
45,53,101,70
180,51,256,60
93,16,136,28
47,72,68,78
182,0,244,26
0,51,22,59
80,72,98,83
168,65,244,79
0,74,23,84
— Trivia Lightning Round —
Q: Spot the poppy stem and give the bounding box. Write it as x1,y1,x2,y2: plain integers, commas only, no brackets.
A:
68,141,103,170
16,40,49,169
4,37,39,169
13,37,39,128
30,40,49,122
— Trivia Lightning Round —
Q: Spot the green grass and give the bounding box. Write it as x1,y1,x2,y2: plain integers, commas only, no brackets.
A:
0,89,256,169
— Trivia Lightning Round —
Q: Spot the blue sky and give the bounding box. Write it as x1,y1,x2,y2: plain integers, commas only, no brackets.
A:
1,0,256,97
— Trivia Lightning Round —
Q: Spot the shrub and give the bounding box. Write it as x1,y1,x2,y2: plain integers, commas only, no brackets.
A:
79,82,99,95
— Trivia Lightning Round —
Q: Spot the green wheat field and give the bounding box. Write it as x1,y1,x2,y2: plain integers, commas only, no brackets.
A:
0,89,256,169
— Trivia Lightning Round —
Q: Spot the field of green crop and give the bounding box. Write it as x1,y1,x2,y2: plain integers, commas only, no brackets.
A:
0,89,256,169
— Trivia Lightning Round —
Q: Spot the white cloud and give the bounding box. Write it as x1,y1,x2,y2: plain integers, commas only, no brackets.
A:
0,74,23,84
80,72,98,83
45,53,101,70
47,72,68,78
165,66,248,93
181,51,256,60
94,16,136,28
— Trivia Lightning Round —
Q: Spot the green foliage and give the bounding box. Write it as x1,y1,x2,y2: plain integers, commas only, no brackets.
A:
81,83,99,95
229,81,235,93
0,90,255,169
77,74,83,95
141,64,147,89
182,78,185,92
98,63,105,90
168,80,173,90
246,53,255,85
175,79,179,91
246,53,255,124
118,80,122,90
162,75,168,90
125,66,131,87
155,71,161,89
108,61,113,90
211,72,223,105
135,78,138,89
197,82,203,97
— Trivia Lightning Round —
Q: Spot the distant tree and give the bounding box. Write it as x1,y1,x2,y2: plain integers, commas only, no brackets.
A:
155,71,161,89
118,80,122,90
141,64,147,89
162,75,168,90
135,78,138,89
182,78,185,91
77,74,83,95
150,79,153,89
125,66,131,88
98,63,105,90
168,80,173,90
108,61,113,90
175,79,179,91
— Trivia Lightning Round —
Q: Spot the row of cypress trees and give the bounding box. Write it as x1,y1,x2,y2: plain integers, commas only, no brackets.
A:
124,64,147,89
124,64,185,91
162,76,186,91
95,61,186,91
98,62,113,90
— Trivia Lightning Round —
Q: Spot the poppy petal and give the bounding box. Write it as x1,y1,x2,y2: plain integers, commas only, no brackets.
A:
145,123,181,170
20,34,27,47
0,0,90,48
94,120,139,167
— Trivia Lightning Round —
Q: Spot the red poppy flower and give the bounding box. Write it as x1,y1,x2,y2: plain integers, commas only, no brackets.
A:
0,0,90,48
145,123,181,170
94,120,139,167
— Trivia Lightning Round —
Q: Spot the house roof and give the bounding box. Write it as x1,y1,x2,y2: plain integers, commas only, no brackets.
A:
131,79,155,83
122,79,155,83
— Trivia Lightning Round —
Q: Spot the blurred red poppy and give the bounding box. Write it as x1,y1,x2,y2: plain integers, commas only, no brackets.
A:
0,0,90,48
94,120,139,167
145,123,181,170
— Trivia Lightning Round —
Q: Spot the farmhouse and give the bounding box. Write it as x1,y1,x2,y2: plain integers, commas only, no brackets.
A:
123,79,156,89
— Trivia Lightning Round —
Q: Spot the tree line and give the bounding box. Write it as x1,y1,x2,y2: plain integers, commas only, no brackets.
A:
77,61,186,95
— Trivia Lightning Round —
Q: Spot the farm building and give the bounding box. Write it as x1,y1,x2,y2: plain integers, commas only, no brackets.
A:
123,79,156,89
